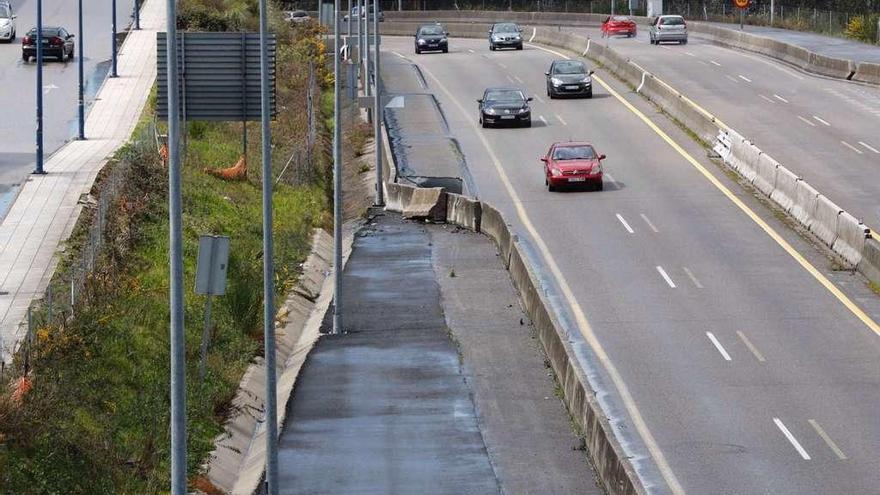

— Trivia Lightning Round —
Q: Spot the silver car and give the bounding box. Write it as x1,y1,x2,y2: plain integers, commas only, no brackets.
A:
649,15,688,45
0,1,16,42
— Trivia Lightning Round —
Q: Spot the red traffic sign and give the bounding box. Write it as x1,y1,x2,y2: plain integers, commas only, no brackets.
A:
733,0,750,9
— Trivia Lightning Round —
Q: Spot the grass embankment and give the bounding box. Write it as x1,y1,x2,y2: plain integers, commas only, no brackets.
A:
0,4,331,493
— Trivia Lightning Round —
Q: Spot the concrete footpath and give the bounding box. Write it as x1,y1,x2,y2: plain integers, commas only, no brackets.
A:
277,212,601,494
0,0,163,364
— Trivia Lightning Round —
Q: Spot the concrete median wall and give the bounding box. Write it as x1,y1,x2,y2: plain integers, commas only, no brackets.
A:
480,203,513,267
769,166,799,213
752,153,779,197
811,195,842,247
853,62,880,85
832,211,869,267
790,180,820,229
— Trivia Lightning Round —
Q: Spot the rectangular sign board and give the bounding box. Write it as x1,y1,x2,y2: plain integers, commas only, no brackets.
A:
157,32,276,121
195,235,231,296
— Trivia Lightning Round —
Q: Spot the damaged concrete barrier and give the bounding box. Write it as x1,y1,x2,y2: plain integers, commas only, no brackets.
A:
479,203,513,267
807,52,856,80
790,179,820,229
769,166,799,213
853,62,880,85
402,187,447,221
810,195,843,248
857,238,880,283
832,211,870,267
725,131,758,182
446,193,482,232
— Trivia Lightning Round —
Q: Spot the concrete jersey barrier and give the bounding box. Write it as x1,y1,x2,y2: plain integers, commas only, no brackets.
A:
832,211,869,266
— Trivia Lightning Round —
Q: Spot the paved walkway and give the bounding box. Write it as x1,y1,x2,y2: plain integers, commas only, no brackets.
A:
0,0,164,363
706,21,880,63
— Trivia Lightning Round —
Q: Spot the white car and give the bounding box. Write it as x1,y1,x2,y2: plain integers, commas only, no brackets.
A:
0,1,16,42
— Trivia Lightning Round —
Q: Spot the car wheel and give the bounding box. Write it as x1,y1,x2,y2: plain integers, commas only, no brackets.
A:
22,53,28,62
522,119,531,128
586,89,593,99
68,48,74,60
442,47,448,53
516,44,523,50
681,39,688,45
595,181,604,191
489,43,495,51
548,182,557,192
415,47,420,54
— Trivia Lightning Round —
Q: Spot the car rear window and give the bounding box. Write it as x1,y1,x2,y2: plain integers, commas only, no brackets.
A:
27,28,62,37
612,16,631,22
661,16,685,25
419,26,444,35
0,6,10,17
552,61,586,75
553,146,596,160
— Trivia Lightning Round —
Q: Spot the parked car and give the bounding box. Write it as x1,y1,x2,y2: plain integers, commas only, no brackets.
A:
545,59,593,99
284,10,310,23
542,142,605,191
0,1,16,42
649,15,688,45
343,5,384,22
601,15,637,37
22,27,75,62
478,87,532,128
414,24,448,54
488,22,523,51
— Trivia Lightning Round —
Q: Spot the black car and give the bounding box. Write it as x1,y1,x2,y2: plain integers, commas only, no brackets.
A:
415,24,448,54
22,26,74,62
488,22,523,51
545,59,594,99
478,87,532,128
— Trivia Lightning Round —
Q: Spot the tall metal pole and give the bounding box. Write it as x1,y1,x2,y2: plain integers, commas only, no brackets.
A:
333,0,343,335
258,0,279,491
110,0,118,77
355,0,361,77
77,0,85,140
373,1,383,206
34,0,44,175
347,0,352,39
770,0,774,26
165,0,186,491
363,0,371,123
134,0,141,30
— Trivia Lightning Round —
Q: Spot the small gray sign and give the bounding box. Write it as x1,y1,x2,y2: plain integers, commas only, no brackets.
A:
195,235,230,296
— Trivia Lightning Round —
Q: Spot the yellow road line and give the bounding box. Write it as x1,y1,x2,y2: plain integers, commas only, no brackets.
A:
531,42,880,338
418,59,686,495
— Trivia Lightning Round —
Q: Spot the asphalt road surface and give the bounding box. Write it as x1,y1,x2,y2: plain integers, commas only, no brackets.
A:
565,26,880,232
381,36,880,494
0,0,135,218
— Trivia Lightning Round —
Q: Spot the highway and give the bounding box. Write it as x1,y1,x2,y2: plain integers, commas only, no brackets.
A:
562,25,880,231
381,36,880,493
0,0,135,217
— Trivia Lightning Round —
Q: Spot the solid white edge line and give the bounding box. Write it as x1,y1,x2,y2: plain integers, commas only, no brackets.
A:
582,38,591,55
807,419,847,460
735,331,766,362
604,172,618,188
841,141,864,154
640,213,659,233
759,94,775,104
420,56,686,495
506,75,516,84
539,115,549,125
529,27,537,42
710,60,722,66
637,71,647,93
616,213,635,234
773,94,789,103
706,332,732,361
656,266,676,288
534,94,546,104
468,48,475,53
859,141,880,153
392,50,407,59
682,266,703,288
738,74,752,82
813,115,831,126
797,115,817,127
556,113,568,126
774,418,812,460
514,75,524,83
685,51,695,57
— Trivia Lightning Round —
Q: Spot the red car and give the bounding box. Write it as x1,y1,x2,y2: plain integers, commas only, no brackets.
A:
542,142,605,191
601,15,637,38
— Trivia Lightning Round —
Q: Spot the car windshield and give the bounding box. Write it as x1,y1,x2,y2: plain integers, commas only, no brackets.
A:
291,11,306,17
553,146,596,160
485,90,525,103
27,28,61,37
419,26,444,36
661,17,685,25
493,24,519,33
0,6,10,18
612,16,631,22
552,61,586,75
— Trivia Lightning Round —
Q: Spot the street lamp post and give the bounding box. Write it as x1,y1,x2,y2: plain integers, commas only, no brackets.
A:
333,0,343,335
363,0,371,123
373,0,383,206
110,0,118,78
77,0,85,140
34,0,44,174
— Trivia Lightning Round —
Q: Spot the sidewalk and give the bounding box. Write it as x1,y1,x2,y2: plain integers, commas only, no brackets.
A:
0,0,164,364
277,213,599,494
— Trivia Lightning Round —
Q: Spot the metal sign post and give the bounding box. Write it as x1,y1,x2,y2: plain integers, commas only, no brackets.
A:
34,0,45,175
333,0,343,335
111,0,118,78
734,0,751,30
373,0,383,206
195,235,230,382
78,0,85,140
